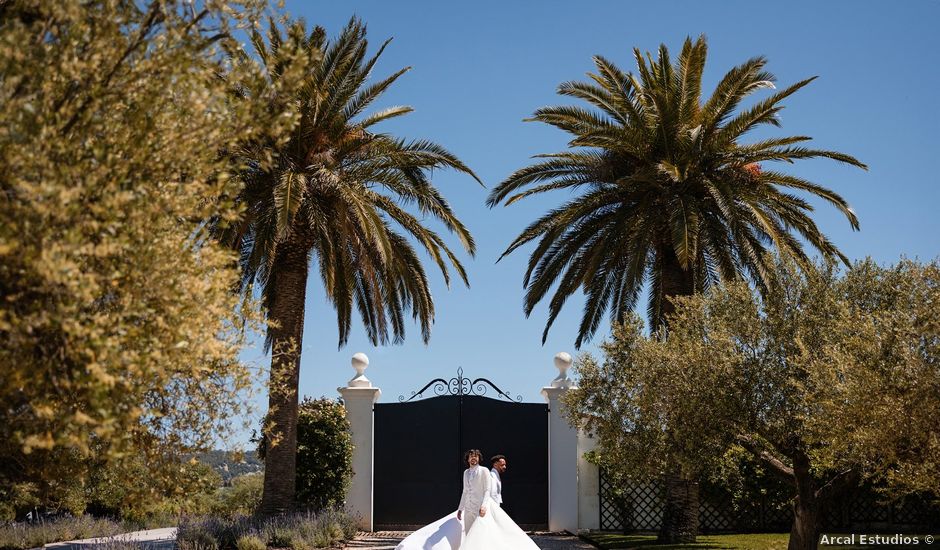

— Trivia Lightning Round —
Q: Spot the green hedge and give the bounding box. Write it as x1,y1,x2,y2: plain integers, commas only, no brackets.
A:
259,397,353,512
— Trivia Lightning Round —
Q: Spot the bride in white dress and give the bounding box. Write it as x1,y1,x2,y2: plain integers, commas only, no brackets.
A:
395,449,539,550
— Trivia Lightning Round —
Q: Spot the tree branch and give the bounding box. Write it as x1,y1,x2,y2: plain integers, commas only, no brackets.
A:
60,3,164,135
736,433,795,484
815,468,860,502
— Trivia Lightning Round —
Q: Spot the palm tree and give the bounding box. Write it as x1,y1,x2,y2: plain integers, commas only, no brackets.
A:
218,18,480,516
487,36,865,541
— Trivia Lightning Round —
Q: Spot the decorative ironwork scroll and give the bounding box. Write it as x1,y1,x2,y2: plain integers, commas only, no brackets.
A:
399,367,522,402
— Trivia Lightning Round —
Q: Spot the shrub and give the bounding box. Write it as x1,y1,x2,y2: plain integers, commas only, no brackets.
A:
178,508,356,550
179,533,219,550
319,508,358,540
288,535,312,550
95,542,149,550
0,515,124,550
0,484,38,523
177,518,221,550
259,398,353,512
211,473,263,518
178,516,255,550
311,530,332,549
264,522,294,549
259,509,354,549
96,457,221,525
235,534,266,550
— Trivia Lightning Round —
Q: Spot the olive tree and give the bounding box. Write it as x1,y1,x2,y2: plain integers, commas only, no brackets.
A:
565,258,940,550
0,0,297,516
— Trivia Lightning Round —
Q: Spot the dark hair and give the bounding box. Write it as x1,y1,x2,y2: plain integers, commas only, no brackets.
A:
491,454,506,465
464,449,482,465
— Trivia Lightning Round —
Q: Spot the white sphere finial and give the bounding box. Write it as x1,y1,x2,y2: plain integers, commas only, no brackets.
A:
349,352,371,387
551,352,573,388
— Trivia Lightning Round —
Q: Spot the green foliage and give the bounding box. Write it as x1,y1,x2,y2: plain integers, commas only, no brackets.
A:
296,399,353,511
0,442,224,525
488,35,866,345
81,449,221,523
258,398,353,511
566,256,940,511
0,0,296,516
0,485,38,522
209,473,264,518
704,446,791,518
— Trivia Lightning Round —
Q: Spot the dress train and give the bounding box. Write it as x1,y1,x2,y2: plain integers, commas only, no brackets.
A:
395,498,538,550
394,512,463,550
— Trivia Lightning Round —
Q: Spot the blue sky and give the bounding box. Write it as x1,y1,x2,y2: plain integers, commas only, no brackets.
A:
236,0,939,437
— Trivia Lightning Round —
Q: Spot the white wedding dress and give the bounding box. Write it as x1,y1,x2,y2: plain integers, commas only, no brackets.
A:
394,500,539,550
395,466,539,550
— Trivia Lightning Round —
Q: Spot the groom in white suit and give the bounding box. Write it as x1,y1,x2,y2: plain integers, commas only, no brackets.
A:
457,449,490,532
489,454,507,508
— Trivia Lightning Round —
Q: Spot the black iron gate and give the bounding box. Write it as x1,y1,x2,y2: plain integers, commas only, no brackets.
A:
373,368,548,530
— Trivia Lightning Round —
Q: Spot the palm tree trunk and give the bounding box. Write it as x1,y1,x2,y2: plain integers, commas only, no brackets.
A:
259,239,310,517
659,245,696,325
657,245,700,543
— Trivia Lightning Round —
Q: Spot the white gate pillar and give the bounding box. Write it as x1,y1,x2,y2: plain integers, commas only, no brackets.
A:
577,428,600,530
338,353,381,531
541,352,579,533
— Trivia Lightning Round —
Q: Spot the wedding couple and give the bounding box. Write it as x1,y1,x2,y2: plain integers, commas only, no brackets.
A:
396,449,539,549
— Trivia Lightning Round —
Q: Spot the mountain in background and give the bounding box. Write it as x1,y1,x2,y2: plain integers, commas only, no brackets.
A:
198,450,263,483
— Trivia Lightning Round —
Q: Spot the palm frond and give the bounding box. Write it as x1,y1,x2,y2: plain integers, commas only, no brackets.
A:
273,170,306,240
222,17,478,351
491,35,864,346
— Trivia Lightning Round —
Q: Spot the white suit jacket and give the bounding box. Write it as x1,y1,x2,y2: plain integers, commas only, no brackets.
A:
489,468,502,505
457,465,491,512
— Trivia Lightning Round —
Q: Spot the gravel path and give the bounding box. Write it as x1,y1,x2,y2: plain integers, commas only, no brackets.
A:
43,527,177,550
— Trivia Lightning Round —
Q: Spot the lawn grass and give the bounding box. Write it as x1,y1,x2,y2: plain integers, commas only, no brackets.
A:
578,532,933,550
580,532,789,550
